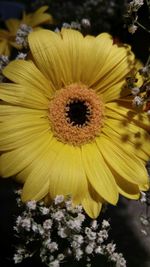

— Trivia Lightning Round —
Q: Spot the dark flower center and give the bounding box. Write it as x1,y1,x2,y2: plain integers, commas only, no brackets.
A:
66,100,91,126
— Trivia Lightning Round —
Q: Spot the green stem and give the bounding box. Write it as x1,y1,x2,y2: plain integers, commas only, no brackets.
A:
135,21,150,33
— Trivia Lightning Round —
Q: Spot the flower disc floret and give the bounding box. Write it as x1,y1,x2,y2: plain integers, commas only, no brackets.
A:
49,84,105,145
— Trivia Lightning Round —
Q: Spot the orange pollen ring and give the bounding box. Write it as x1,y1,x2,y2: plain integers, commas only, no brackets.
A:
49,84,105,146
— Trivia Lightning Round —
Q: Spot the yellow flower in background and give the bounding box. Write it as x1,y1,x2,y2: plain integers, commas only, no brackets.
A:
0,29,149,218
0,6,53,56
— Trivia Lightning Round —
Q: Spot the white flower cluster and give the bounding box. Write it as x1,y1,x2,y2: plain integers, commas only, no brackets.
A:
16,24,32,48
13,194,126,267
139,189,150,236
0,55,9,82
124,0,145,34
128,0,144,12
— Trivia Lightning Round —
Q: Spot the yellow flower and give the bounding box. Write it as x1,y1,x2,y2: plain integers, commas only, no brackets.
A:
0,29,149,218
0,6,53,56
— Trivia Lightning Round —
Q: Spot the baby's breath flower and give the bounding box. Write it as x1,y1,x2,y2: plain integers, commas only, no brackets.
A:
26,200,36,210
47,242,58,252
54,195,64,205
95,246,104,254
131,86,140,95
91,220,98,230
16,24,32,48
49,259,60,267
57,227,68,238
43,219,53,230
102,220,110,228
132,95,143,107
16,52,27,60
106,243,116,253
0,55,9,82
40,207,50,215
85,244,94,254
140,216,149,226
140,191,146,203
75,248,83,261
19,217,31,231
52,211,64,221
128,24,138,34
13,253,23,264
13,196,126,266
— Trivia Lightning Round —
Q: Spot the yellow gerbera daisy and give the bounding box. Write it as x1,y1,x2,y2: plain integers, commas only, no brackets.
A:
0,6,53,56
0,29,149,218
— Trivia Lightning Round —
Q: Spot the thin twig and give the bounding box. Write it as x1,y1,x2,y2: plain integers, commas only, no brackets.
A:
135,21,150,33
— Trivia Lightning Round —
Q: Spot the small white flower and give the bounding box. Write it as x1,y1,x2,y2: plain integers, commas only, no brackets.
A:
21,217,31,231
72,240,80,249
116,257,127,267
85,244,94,254
67,219,81,231
26,200,36,210
102,220,110,229
106,243,116,253
52,211,64,221
47,242,58,252
32,222,39,232
98,229,108,240
73,235,84,244
77,213,85,222
75,248,83,261
97,237,104,243
43,219,53,230
50,259,60,267
128,24,138,34
54,195,64,205
91,220,98,230
57,253,65,261
140,191,146,203
16,52,27,60
131,87,140,96
140,216,149,226
87,231,96,241
16,216,22,226
141,229,148,236
132,96,143,107
13,253,23,264
40,207,49,215
57,227,68,238
65,199,73,211
95,246,104,254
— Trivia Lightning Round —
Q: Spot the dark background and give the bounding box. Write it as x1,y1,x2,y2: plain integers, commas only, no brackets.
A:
0,1,150,266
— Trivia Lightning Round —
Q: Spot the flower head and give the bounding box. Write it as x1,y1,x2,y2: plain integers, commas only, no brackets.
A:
0,28,149,218
0,6,53,56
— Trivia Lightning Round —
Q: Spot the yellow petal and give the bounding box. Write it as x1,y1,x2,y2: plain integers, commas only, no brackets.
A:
0,113,49,151
21,138,59,201
23,6,53,27
5,19,20,35
0,132,52,179
0,83,49,109
82,142,119,205
105,106,150,158
3,59,54,96
96,136,149,187
82,191,102,219
60,28,86,83
102,122,148,161
48,143,88,203
106,100,150,131
113,171,140,199
29,29,71,88
102,80,129,103
0,105,46,118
